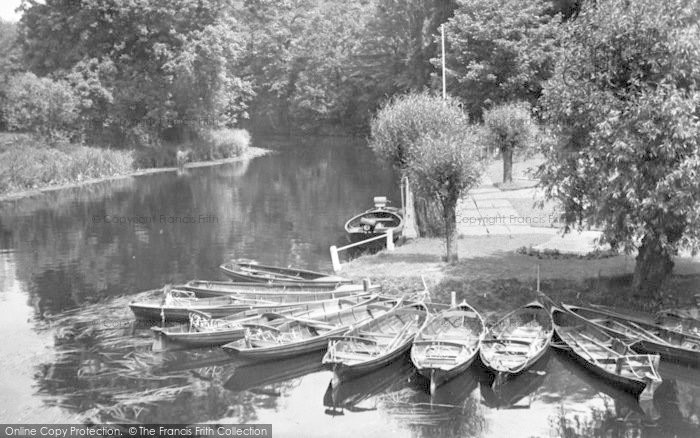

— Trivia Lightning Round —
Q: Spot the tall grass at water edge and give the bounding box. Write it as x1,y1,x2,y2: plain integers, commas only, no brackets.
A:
0,134,133,195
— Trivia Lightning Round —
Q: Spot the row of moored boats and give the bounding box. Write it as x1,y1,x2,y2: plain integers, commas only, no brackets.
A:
129,260,700,398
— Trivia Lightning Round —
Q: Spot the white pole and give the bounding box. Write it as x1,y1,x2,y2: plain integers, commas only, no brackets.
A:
451,291,456,307
386,229,395,251
537,265,541,292
441,24,446,100
330,245,341,272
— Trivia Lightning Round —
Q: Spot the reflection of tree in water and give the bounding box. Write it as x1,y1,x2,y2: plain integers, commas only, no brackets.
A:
3,136,397,318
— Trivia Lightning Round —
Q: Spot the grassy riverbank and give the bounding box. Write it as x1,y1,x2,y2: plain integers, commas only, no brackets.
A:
341,236,700,321
0,129,260,199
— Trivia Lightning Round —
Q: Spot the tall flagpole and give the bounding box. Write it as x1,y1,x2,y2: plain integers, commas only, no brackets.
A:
441,24,446,100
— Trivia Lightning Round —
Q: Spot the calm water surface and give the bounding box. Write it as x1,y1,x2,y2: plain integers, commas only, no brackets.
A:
0,136,698,437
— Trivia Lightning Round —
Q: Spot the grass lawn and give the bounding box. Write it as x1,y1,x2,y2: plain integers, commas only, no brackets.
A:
340,235,700,322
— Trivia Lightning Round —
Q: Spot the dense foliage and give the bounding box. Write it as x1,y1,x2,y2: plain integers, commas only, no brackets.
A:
539,0,700,297
17,0,252,144
483,102,538,183
444,0,560,120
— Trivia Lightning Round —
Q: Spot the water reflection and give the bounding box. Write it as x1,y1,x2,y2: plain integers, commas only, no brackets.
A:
1,136,699,436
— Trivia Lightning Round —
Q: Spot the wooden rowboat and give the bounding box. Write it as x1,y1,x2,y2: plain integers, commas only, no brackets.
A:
130,288,372,322
182,279,378,298
219,259,351,285
344,196,404,243
323,302,428,385
655,309,700,337
479,301,553,387
410,302,486,393
563,304,700,366
551,306,661,400
151,295,376,348
222,296,398,360
590,303,700,337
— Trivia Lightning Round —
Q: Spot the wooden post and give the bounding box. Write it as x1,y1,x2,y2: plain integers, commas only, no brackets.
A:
330,245,341,272
362,278,371,292
451,291,456,307
441,24,446,101
386,229,394,251
402,177,419,239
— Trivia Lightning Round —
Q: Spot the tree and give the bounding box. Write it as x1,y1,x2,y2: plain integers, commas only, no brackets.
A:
409,131,483,262
483,102,538,184
369,92,483,260
539,0,700,298
18,0,252,144
444,0,560,120
2,72,80,141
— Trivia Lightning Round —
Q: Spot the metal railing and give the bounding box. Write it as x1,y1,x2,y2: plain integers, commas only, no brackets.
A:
329,228,395,272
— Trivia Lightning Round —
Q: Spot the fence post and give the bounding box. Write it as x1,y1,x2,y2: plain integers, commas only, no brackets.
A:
386,229,394,251
330,245,341,272
451,291,457,307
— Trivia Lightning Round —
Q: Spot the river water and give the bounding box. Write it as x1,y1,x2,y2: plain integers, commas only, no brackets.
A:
0,136,698,437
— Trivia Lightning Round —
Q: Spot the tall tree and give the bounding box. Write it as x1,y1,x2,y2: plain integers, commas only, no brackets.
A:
539,0,700,298
444,0,560,120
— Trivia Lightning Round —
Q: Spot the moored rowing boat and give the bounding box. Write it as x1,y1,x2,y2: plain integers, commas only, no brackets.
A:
323,301,428,385
130,287,372,322
479,301,553,387
551,306,662,400
182,279,378,298
563,304,700,366
219,260,351,285
151,295,376,347
410,302,485,393
222,296,398,360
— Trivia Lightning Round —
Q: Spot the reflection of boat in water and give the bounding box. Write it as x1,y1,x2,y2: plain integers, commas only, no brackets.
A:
323,353,415,416
656,361,700,428
223,351,325,393
156,350,239,374
550,349,650,418
381,369,483,436
479,351,551,409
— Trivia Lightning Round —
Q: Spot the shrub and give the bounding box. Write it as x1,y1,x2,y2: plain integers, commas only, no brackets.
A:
369,93,470,171
199,128,251,160
2,72,81,141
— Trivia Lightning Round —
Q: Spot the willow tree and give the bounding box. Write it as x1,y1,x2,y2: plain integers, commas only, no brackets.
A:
539,0,700,297
369,92,483,262
483,102,537,184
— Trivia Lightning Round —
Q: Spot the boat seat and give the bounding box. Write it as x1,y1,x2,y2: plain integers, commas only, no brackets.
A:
360,217,378,227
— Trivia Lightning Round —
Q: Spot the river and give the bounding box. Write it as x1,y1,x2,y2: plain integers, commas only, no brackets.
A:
0,136,698,437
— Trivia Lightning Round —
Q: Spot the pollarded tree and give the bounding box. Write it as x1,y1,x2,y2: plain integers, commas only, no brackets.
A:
369,92,483,260
539,0,700,298
408,131,483,262
483,102,538,184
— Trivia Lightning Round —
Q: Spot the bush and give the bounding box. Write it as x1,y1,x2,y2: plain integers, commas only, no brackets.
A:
369,93,470,171
131,128,251,169
2,72,81,142
198,128,251,160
